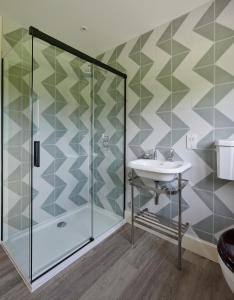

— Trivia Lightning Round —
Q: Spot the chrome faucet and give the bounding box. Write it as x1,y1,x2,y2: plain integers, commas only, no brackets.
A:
142,146,158,160
153,146,157,160
142,152,151,159
167,148,174,161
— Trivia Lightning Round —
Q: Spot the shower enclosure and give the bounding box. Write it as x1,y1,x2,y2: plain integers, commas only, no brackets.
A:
1,27,126,286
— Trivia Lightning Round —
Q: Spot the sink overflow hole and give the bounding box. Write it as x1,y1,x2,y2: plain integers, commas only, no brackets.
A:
57,221,67,228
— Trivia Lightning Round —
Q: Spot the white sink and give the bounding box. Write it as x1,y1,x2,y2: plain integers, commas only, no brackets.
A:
128,159,192,182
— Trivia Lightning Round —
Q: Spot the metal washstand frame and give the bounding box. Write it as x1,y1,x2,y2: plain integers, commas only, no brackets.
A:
129,169,189,270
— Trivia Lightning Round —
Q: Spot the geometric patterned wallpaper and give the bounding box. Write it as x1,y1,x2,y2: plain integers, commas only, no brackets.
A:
98,0,234,244
2,20,125,236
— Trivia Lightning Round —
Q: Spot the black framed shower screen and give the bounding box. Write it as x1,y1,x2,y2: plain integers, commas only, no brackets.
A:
1,26,127,284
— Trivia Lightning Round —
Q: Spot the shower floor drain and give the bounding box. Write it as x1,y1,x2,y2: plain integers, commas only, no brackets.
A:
57,221,67,228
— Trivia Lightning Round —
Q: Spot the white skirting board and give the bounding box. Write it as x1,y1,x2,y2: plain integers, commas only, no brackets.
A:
124,210,218,263
182,232,218,263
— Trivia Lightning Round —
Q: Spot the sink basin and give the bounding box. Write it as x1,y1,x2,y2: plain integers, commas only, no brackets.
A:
128,159,192,182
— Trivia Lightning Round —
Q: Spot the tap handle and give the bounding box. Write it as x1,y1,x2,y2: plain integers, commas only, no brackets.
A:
142,149,154,159
153,146,158,159
167,148,174,160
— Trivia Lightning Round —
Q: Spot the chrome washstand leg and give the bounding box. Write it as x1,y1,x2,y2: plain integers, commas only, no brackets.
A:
131,169,135,248
178,173,182,270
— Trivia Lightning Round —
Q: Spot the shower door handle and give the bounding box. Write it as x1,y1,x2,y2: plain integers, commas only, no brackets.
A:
34,141,40,167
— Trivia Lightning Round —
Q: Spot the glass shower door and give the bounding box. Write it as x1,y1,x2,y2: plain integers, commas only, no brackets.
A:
2,29,32,282
2,26,125,285
31,37,93,279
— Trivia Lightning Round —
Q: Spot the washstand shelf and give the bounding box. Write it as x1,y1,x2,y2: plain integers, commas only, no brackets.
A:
128,171,189,270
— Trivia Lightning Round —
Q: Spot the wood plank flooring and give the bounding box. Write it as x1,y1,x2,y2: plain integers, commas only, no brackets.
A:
0,224,233,300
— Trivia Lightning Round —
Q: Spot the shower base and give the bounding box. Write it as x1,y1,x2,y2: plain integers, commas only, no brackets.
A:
3,205,124,290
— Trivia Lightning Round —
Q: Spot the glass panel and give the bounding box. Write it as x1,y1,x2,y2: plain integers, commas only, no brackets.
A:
31,38,93,279
92,66,124,238
2,27,125,282
2,30,32,281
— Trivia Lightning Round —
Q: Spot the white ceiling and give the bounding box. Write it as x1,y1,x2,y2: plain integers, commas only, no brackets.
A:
0,0,209,56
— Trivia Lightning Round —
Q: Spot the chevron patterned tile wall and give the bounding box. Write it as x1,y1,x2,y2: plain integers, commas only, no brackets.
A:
92,65,125,216
98,0,234,244
1,0,234,244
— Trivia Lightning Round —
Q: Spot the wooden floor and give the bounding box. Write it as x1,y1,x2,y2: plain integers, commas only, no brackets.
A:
0,224,233,300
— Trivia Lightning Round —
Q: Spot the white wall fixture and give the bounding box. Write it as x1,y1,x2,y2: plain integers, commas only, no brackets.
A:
186,133,198,150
